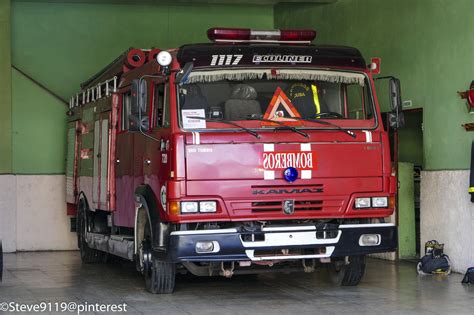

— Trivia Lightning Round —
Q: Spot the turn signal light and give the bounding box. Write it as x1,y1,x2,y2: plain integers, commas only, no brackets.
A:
389,196,396,209
169,201,180,215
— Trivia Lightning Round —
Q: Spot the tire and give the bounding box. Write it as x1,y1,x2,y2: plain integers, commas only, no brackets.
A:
77,200,106,264
327,255,366,286
143,222,176,294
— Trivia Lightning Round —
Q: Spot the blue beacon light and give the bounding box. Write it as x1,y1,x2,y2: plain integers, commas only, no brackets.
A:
283,167,298,183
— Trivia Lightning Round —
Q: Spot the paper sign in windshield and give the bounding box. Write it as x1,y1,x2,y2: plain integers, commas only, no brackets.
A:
182,109,206,129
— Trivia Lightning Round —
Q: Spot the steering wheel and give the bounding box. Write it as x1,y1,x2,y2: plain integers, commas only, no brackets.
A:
314,112,344,119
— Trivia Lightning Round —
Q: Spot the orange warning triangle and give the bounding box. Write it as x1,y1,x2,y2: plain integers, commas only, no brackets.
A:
262,87,302,126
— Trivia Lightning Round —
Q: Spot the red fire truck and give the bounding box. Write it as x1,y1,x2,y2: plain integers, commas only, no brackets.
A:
66,28,403,294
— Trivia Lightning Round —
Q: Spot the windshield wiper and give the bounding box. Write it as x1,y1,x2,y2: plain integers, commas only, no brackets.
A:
289,116,356,138
246,115,309,138
186,116,260,139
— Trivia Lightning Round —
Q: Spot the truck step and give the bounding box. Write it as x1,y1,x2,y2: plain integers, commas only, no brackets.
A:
85,232,134,261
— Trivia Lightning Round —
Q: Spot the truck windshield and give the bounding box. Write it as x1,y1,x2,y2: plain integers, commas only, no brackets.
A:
178,69,375,130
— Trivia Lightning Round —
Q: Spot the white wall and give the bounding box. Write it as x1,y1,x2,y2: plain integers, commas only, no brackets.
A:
421,170,474,273
0,175,77,252
0,175,17,252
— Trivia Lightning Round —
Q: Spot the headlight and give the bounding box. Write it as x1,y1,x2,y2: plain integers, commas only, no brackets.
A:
359,234,381,246
372,197,388,208
199,201,217,213
181,202,198,213
195,241,220,253
355,197,371,209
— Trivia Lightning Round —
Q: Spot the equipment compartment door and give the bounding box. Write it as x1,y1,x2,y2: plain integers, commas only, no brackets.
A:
66,121,78,206
92,112,111,209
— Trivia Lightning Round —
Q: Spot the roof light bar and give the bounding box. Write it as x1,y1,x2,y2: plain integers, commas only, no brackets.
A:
207,27,316,44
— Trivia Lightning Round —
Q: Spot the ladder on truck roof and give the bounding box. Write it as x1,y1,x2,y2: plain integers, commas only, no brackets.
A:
69,76,118,109
69,47,161,109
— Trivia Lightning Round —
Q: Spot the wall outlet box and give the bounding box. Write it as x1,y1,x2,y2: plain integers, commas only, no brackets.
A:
403,100,413,108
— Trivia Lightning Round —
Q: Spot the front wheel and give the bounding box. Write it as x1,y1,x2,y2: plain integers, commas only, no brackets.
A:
145,255,176,294
327,255,366,286
142,223,176,294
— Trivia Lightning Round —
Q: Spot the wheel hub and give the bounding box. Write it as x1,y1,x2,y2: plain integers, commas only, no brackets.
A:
140,240,153,273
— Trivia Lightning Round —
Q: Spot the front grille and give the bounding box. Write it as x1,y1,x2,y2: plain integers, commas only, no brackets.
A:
240,229,340,244
251,200,323,212
241,233,266,242
316,230,339,239
230,198,345,214
253,247,327,258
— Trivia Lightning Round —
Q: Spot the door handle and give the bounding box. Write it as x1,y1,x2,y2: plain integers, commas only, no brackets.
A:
144,159,151,166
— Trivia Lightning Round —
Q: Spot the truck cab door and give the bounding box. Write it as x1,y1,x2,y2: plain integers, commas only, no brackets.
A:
139,80,171,217
114,91,136,227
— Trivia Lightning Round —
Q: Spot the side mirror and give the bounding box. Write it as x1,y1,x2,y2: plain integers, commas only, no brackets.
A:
374,76,404,129
389,111,405,129
176,62,193,85
389,77,402,112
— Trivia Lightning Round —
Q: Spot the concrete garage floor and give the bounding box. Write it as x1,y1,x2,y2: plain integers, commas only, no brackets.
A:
0,252,472,315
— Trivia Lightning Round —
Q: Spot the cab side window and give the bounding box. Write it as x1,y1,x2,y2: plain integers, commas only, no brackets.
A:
121,91,132,130
346,84,373,120
121,84,150,132
154,83,170,127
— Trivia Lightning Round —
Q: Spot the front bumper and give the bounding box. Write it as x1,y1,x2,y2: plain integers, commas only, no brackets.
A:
169,223,397,262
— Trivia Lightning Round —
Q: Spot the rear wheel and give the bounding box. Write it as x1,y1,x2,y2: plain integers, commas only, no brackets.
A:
142,222,176,294
327,255,366,286
77,199,106,263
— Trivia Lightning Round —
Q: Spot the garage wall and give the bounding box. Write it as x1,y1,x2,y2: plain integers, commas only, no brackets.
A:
0,0,12,175
11,0,274,174
275,0,474,170
1,0,274,252
275,0,474,271
421,171,473,272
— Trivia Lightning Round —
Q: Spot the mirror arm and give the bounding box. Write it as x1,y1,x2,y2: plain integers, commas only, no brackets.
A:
373,75,396,81
176,62,194,86
137,76,162,143
161,66,170,76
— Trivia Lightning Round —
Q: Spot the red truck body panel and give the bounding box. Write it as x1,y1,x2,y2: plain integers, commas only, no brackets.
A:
67,43,396,229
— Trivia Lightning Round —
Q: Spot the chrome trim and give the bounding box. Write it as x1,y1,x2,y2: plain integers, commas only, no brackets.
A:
262,225,316,232
245,247,335,261
339,223,395,229
170,223,394,236
171,228,238,236
240,230,342,248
